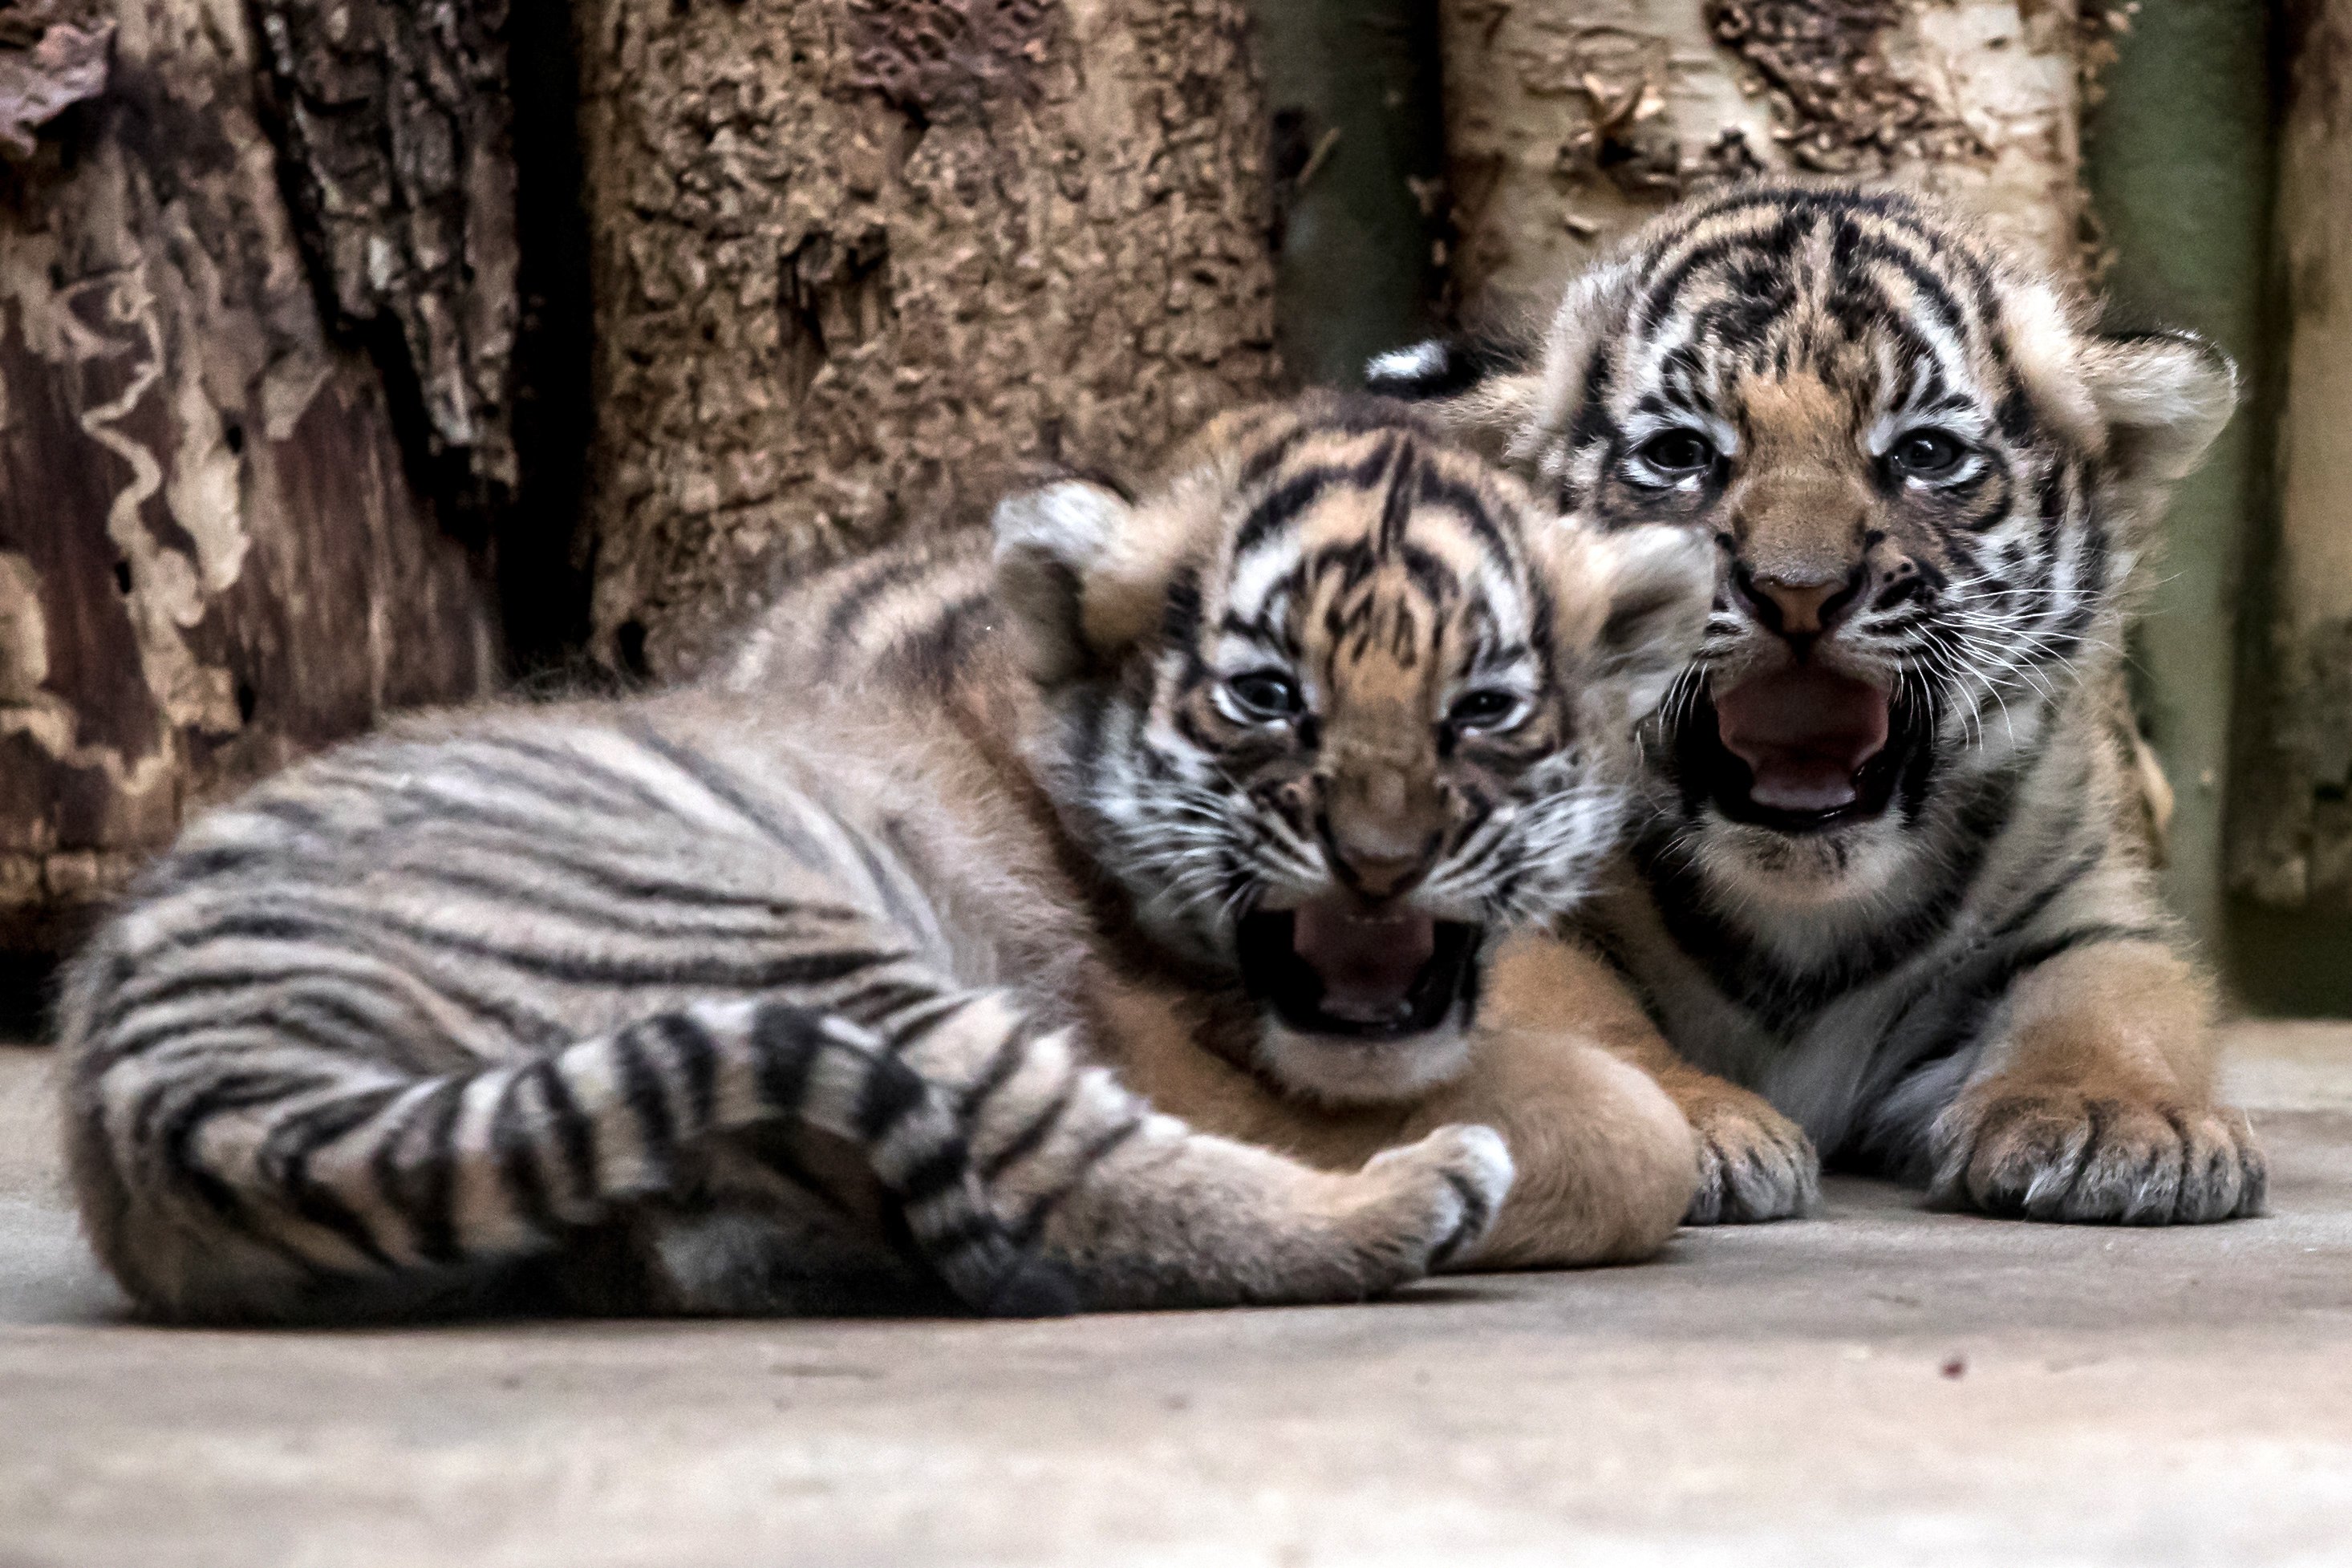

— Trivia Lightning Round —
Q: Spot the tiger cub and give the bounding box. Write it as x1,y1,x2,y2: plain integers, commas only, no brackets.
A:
1370,180,2265,1226
58,395,1711,1323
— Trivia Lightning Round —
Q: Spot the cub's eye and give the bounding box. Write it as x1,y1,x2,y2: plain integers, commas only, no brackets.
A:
1888,427,1969,480
1633,429,1717,478
1225,671,1300,722
1446,688,1523,731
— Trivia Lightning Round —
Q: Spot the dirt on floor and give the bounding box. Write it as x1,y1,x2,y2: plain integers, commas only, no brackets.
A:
1,1024,2347,1567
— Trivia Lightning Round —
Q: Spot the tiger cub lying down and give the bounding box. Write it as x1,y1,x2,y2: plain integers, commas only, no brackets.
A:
59,395,1712,1323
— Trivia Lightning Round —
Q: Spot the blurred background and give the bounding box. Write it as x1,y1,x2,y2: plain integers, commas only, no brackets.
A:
0,0,2342,1018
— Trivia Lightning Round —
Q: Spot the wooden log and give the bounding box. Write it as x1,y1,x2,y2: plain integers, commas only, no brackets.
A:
2082,0,2273,962
0,0,498,953
1247,0,1449,385
1438,0,2086,316
574,0,1284,677
2231,0,2352,919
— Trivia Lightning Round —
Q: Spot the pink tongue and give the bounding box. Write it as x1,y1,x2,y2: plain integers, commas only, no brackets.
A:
1714,667,1892,812
1291,896,1436,1025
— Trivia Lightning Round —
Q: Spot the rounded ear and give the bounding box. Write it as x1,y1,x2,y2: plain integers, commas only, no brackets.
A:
991,480,1134,685
1577,523,1714,720
2078,328,2238,489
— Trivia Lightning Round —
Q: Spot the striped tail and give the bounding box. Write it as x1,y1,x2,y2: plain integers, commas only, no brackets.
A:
70,996,1076,1321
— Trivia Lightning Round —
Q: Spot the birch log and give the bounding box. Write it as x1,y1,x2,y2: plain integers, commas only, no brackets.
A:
1438,0,2086,318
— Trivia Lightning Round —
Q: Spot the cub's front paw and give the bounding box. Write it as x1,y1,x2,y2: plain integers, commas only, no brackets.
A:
1928,1079,2266,1224
1684,1092,1819,1225
1354,1124,1517,1275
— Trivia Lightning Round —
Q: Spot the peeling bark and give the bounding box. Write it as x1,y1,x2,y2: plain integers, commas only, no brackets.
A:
0,0,497,950
249,0,522,507
576,0,1282,676
1440,0,2084,316
2230,0,2352,914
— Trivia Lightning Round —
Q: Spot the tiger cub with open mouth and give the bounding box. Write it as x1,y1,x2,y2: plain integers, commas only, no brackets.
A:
59,395,1710,1323
1371,180,2265,1226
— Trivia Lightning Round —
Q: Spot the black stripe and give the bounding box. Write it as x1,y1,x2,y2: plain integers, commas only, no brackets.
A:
528,1055,601,1210
895,1137,974,1208
855,1054,927,1143
959,1025,1032,1120
265,1088,411,1267
370,1076,467,1264
1007,1115,1146,1248
612,1021,679,1173
134,904,906,994
619,719,831,865
749,1003,821,1117
978,1087,1072,1183
651,1011,720,1131
489,1068,563,1238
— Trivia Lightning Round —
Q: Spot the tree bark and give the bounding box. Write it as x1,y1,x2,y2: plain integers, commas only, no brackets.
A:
574,0,1284,678
2231,0,2352,917
0,0,497,951
1438,0,2086,317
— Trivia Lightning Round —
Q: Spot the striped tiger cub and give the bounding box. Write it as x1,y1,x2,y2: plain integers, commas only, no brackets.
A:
58,394,1712,1323
1370,180,2266,1226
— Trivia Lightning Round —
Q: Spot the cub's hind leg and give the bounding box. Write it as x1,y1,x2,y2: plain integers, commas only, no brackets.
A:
880,988,1515,1310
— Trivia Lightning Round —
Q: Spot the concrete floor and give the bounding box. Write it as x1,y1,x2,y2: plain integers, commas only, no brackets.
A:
2,1027,2348,1567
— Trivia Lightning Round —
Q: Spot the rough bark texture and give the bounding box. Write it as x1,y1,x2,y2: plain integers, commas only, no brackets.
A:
576,0,1282,678
2231,0,2352,915
1439,0,2085,318
249,0,521,510
0,0,497,950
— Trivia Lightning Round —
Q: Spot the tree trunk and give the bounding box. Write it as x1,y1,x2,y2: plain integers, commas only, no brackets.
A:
1247,0,1449,386
1438,0,2086,317
0,0,499,952
2083,0,2274,968
2231,0,2352,915
575,0,1283,678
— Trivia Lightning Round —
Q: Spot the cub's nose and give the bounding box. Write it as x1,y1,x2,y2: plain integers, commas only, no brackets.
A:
1734,562,1867,644
1320,767,1443,899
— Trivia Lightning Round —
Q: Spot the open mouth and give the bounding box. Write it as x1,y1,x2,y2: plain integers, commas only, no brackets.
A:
1235,895,1482,1039
1677,665,1924,834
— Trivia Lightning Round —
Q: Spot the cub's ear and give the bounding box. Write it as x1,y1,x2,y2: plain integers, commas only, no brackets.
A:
1568,523,1713,722
2078,328,2237,491
991,479,1134,685
1364,335,1544,461
994,475,1203,687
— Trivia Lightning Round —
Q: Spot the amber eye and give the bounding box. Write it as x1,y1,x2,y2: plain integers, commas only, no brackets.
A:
1226,671,1299,721
1446,688,1522,732
1888,427,1969,480
1634,430,1717,477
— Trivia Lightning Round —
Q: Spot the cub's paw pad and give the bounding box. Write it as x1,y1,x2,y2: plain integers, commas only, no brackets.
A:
1360,1124,1516,1272
1685,1100,1819,1225
1929,1083,2265,1225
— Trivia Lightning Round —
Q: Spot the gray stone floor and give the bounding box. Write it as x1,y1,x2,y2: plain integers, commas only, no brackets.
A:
2,1025,2348,1567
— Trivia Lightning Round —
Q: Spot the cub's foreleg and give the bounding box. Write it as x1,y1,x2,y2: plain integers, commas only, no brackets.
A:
1924,938,2265,1224
1400,1018,1697,1268
1485,934,1819,1226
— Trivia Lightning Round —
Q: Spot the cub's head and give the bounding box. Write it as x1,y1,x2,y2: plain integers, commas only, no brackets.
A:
1369,182,2235,905
992,395,1709,1104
